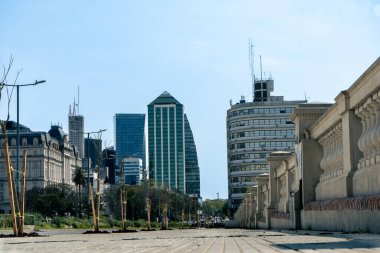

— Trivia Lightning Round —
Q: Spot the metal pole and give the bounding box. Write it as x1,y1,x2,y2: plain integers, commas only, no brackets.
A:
16,85,20,198
87,132,90,220
1,81,45,198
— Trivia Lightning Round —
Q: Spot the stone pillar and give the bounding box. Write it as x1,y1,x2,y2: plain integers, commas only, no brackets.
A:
289,191,302,229
250,186,257,229
342,109,362,197
268,152,292,213
256,173,269,229
301,139,323,205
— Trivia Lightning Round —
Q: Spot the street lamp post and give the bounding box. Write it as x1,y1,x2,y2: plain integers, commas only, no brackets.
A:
2,80,46,198
72,129,106,219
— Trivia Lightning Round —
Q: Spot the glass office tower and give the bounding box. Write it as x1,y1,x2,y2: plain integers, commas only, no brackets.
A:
184,114,200,197
114,114,146,170
148,91,186,192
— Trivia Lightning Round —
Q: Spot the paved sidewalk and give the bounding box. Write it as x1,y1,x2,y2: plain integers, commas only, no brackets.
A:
1,228,380,252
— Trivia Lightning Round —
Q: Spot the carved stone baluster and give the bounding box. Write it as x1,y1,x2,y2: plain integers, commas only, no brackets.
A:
319,136,327,172
356,106,366,156
337,126,343,171
366,100,377,157
325,132,333,173
331,129,339,171
370,94,380,154
361,106,371,157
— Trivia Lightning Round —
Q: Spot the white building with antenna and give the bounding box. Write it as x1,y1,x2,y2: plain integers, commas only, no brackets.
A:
68,87,85,159
226,45,307,213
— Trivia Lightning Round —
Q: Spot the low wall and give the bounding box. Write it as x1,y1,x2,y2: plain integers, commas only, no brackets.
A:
257,220,266,229
353,163,380,196
271,213,292,229
302,195,380,233
315,173,349,200
302,210,380,233
224,220,239,228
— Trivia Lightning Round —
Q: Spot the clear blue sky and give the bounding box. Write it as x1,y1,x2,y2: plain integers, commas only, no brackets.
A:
1,0,380,200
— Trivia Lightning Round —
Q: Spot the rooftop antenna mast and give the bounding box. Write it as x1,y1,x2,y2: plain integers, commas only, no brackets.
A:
73,97,76,116
77,85,80,115
260,54,263,82
249,38,255,99
249,38,255,82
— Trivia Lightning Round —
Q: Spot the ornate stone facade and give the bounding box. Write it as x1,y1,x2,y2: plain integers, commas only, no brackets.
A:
0,122,81,213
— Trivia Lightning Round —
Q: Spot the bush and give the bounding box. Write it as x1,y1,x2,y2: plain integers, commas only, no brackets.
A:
72,219,92,229
133,219,145,228
0,215,13,228
24,214,36,225
150,221,160,229
51,216,66,228
169,221,187,228
0,213,38,228
125,220,133,228
98,216,120,228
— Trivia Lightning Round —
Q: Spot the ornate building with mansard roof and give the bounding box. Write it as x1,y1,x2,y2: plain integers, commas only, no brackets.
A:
0,121,81,213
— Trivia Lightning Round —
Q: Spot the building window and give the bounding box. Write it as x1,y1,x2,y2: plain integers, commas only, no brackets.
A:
11,138,16,146
22,138,28,146
33,138,38,146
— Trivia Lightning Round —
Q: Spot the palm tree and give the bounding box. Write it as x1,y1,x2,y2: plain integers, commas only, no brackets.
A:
72,167,86,217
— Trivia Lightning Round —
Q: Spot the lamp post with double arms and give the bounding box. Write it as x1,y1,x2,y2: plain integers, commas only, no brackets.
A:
1,80,46,198
72,129,106,219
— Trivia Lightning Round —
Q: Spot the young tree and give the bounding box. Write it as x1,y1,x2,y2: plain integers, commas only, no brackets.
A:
72,167,86,217
0,56,26,236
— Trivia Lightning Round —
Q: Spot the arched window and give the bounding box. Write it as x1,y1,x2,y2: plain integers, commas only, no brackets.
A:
11,138,16,146
22,138,28,146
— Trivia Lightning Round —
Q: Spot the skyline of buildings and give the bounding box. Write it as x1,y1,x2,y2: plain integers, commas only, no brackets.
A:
226,77,306,212
0,91,201,200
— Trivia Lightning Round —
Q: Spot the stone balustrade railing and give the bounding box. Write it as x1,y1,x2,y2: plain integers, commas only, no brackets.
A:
355,90,380,169
318,122,343,182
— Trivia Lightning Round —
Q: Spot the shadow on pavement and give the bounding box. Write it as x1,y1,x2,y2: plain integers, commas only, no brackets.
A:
275,239,377,250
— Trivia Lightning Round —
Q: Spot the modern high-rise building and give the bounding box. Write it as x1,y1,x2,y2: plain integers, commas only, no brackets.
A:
122,157,143,185
68,101,84,158
84,138,102,168
226,78,306,213
184,114,200,197
148,91,186,192
113,114,146,169
102,147,116,185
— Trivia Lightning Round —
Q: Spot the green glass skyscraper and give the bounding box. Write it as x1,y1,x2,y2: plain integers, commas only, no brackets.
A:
148,91,186,192
184,114,200,196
